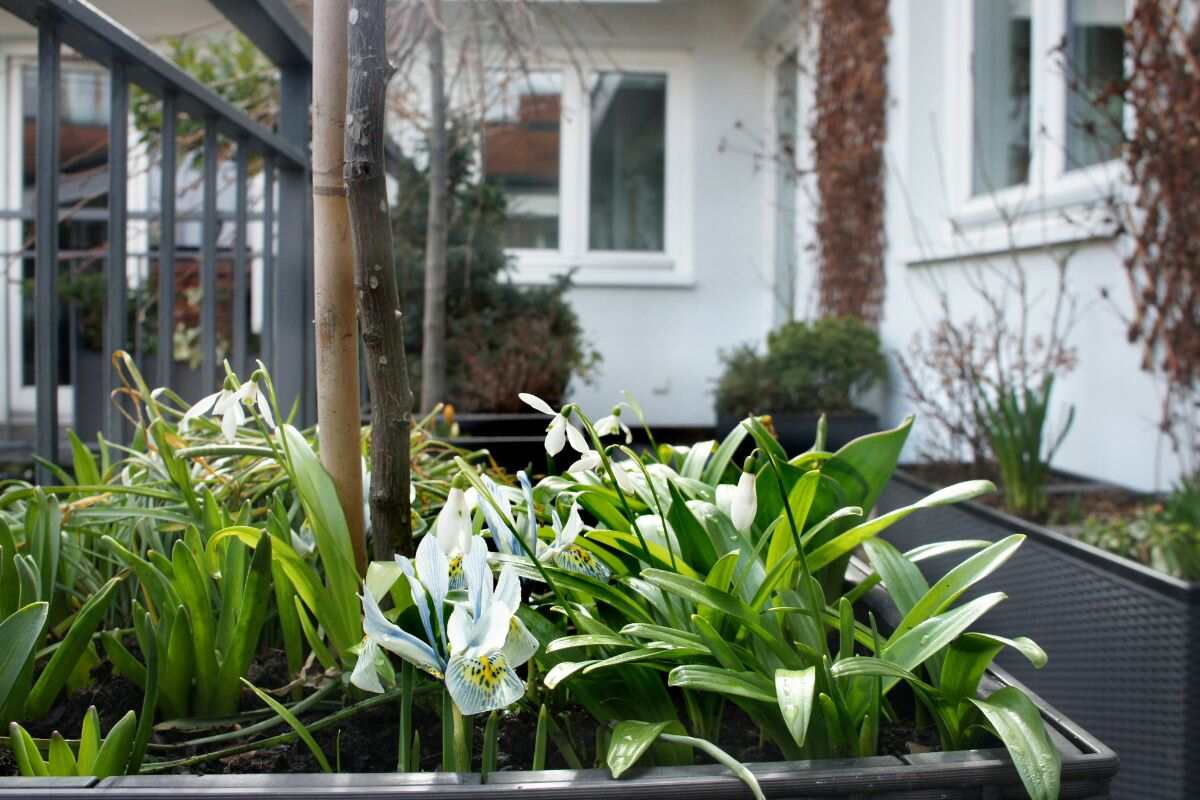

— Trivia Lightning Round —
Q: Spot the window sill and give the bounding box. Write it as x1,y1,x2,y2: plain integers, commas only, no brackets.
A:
506,251,695,288
902,161,1126,266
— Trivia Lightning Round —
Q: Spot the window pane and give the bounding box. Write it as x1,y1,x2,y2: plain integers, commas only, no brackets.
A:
589,73,666,252
972,0,1032,194
1067,0,1125,168
482,72,561,249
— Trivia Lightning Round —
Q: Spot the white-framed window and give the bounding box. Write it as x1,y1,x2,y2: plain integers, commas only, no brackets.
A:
946,0,1127,231
480,51,693,287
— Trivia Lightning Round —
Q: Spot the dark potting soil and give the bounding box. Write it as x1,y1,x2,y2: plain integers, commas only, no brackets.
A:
902,461,1146,527
20,659,144,741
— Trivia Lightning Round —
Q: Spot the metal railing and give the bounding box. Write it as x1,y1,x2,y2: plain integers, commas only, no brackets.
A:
0,0,315,480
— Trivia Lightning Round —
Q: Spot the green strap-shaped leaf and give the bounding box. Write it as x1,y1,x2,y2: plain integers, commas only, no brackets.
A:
775,666,816,748
77,706,101,775
8,721,48,776
668,665,777,704
607,720,671,778
0,602,48,714
891,535,1025,642
48,731,77,776
879,592,1006,693
27,576,124,719
242,678,332,773
91,710,137,778
971,687,1061,800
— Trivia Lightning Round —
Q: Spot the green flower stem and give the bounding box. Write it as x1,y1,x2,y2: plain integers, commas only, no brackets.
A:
397,660,414,771
569,407,654,565
617,444,678,571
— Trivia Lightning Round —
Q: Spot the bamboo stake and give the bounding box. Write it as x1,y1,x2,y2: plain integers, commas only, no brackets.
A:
313,0,367,574
346,0,415,557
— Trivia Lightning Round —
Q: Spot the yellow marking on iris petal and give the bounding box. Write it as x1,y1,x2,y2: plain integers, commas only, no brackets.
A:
463,654,506,692
448,552,465,590
557,545,610,580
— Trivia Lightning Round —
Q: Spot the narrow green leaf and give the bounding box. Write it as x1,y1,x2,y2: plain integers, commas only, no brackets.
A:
774,667,816,748
893,535,1025,641
971,688,1061,800
607,720,671,778
532,704,549,770
659,732,765,800
33,578,120,713
0,602,48,713
77,706,101,775
808,480,996,571
242,678,332,773
91,710,137,778
48,731,77,776
668,665,777,704
9,721,48,776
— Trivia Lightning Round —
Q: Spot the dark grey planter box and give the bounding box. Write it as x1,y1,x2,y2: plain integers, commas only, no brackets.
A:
0,563,1117,797
0,684,1116,797
878,469,1197,800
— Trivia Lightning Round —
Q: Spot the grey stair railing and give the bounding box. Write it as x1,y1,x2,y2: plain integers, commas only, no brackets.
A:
0,0,313,481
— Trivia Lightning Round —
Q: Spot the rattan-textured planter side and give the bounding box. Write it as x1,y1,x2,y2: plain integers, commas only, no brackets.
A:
878,470,1198,800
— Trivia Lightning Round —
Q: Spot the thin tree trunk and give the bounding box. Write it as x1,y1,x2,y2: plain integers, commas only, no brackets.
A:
313,0,367,574
420,0,449,411
346,0,414,558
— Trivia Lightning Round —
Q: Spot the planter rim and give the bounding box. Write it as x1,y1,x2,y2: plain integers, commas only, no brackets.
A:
893,468,1200,599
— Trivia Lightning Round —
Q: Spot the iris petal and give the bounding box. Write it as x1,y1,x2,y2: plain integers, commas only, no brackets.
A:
361,589,443,676
445,652,526,716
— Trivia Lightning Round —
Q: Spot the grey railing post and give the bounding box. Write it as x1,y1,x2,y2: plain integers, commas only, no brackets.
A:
157,91,177,390
261,156,275,369
233,139,249,374
272,65,311,422
103,59,129,441
34,14,61,480
201,119,219,389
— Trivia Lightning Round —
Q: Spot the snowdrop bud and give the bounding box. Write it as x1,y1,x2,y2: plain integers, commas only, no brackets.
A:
730,471,758,533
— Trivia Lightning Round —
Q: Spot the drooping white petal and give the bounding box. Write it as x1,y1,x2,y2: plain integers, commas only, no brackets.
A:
436,488,473,557
253,385,275,429
730,471,758,533
558,503,585,548
502,614,540,668
350,639,385,693
545,415,567,456
464,487,479,513
715,484,735,518
594,415,632,444
519,392,556,416
444,652,526,716
567,450,602,475
611,461,638,494
220,400,245,442
494,565,521,613
361,589,443,676
179,390,223,434
564,420,590,454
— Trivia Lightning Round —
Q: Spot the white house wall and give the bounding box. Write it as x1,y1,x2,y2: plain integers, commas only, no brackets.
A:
880,0,1182,491
454,0,779,426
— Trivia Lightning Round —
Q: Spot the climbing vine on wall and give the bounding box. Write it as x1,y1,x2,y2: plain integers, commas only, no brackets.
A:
1118,1,1200,448
811,0,890,324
